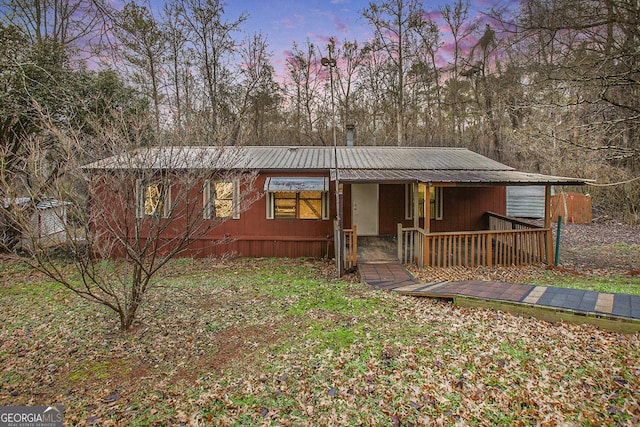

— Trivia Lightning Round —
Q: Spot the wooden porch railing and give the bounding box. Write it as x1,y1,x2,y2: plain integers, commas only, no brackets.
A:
398,213,550,268
335,221,357,272
344,225,357,270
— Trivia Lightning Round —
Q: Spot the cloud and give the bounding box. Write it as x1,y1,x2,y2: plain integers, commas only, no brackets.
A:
313,9,351,35
422,9,443,22
273,14,305,30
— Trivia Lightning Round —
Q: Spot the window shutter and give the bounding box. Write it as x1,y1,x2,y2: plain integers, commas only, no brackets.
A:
163,181,172,217
266,192,274,219
135,179,143,218
203,180,211,219
232,179,240,219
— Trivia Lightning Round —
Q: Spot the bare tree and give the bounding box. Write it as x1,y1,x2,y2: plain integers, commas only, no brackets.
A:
440,0,478,142
113,1,168,133
362,0,426,146
1,106,258,331
0,0,108,57
284,40,323,145
176,0,247,142
334,39,364,134
237,33,281,144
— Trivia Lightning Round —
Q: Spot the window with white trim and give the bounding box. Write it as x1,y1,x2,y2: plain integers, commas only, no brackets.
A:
265,177,330,220
267,191,329,219
137,179,171,218
405,183,443,220
204,179,240,219
429,186,443,220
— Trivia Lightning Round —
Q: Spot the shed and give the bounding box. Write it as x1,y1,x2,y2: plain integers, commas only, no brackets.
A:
551,193,592,224
2,198,72,249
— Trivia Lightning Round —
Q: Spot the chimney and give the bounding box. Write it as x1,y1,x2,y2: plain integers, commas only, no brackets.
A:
346,124,355,146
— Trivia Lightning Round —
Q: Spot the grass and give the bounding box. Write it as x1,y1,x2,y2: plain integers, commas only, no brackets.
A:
1,258,639,426
532,271,640,295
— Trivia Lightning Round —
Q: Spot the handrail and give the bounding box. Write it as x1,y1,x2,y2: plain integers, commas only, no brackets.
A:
398,215,550,268
344,225,357,271
486,211,543,230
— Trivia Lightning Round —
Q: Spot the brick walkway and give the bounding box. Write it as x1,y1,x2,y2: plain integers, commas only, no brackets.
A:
358,262,420,290
359,262,640,328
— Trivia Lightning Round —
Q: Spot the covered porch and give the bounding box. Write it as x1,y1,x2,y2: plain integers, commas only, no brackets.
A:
333,169,586,275
398,211,549,268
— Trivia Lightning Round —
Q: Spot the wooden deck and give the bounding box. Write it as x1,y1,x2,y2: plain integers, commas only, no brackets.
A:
360,262,640,334
398,212,550,268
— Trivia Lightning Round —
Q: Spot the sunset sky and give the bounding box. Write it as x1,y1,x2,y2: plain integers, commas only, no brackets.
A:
223,0,518,72
142,0,519,77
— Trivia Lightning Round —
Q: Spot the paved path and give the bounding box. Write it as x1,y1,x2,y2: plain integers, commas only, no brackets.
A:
359,262,640,331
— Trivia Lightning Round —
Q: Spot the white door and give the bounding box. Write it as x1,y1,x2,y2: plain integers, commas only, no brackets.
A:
352,184,379,236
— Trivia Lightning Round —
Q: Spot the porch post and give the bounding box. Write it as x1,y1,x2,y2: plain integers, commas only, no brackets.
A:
423,183,431,267
412,182,419,228
424,183,431,233
544,185,553,264
337,181,344,276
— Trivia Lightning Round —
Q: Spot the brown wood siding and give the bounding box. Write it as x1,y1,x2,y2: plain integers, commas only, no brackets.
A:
379,184,411,235
431,186,506,232
92,171,334,259
343,184,352,229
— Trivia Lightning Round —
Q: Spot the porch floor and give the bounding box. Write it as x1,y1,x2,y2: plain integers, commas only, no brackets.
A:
359,263,640,333
357,236,397,263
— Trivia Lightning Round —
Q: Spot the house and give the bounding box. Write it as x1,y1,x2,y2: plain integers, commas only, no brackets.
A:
84,146,586,273
1,197,72,249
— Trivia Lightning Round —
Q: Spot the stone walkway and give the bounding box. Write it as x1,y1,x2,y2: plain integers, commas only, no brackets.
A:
359,262,640,332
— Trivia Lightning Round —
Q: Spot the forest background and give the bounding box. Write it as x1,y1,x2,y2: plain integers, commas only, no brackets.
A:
1,0,639,223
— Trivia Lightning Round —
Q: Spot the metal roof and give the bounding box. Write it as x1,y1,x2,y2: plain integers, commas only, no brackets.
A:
3,198,72,209
333,169,586,186
84,146,510,171
83,146,587,186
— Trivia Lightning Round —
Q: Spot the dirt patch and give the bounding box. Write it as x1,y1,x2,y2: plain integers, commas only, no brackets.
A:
171,325,282,384
556,221,640,272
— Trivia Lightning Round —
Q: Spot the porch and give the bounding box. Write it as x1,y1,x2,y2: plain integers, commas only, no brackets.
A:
397,212,551,268
333,165,584,275
340,212,552,270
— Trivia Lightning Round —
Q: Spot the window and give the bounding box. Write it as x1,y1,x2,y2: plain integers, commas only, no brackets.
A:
265,177,330,220
405,183,443,220
204,179,239,219
137,179,171,218
430,186,443,220
267,191,329,219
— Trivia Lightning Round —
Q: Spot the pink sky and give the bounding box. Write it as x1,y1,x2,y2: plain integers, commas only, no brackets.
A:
135,0,519,78
221,0,516,76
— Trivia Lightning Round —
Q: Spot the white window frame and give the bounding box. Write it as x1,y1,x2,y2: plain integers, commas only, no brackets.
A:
203,179,240,220
405,183,443,221
430,186,443,220
136,178,171,218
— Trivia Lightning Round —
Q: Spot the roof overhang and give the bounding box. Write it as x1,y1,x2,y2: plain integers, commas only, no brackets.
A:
264,177,330,192
332,169,589,186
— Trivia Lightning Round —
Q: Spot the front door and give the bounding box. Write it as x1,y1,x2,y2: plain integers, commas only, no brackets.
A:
352,183,379,236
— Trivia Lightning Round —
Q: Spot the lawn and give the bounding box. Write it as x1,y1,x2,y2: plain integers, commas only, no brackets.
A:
532,270,640,296
1,258,639,426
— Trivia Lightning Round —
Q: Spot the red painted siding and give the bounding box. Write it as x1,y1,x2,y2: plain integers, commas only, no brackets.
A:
91,171,507,259
431,186,506,232
91,172,335,259
379,184,412,235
